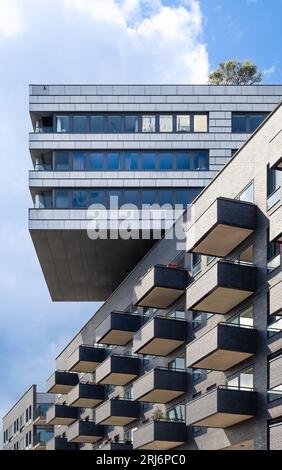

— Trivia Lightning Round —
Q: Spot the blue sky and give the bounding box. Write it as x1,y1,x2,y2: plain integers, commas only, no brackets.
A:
0,0,281,423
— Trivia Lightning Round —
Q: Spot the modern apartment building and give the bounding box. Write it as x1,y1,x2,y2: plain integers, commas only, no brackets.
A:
3,385,55,450
40,100,282,450
28,84,282,301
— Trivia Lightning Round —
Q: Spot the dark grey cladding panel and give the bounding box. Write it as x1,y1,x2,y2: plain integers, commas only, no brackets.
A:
217,198,257,230
96,311,144,340
110,398,140,417
217,261,258,292
153,421,187,442
74,383,105,400
111,355,140,375
217,324,258,354
68,420,104,440
77,345,107,363
47,371,79,390
154,317,188,342
217,388,258,416
154,265,190,290
154,368,187,392
47,404,78,421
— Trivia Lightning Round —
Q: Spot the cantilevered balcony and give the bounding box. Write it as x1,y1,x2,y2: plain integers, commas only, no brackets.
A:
95,354,140,386
46,436,78,451
186,323,257,371
133,367,187,403
132,316,187,356
186,198,257,257
46,404,78,425
96,311,145,346
186,261,257,314
269,281,282,316
67,345,108,373
133,419,187,450
67,420,104,444
67,383,105,408
95,398,140,426
33,406,48,425
269,204,282,243
46,371,79,394
186,386,257,428
134,265,189,309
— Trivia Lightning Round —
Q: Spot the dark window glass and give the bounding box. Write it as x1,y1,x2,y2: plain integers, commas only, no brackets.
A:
90,190,104,205
142,190,156,206
249,114,266,132
54,152,69,170
232,113,268,133
124,115,139,132
38,191,52,209
56,116,69,133
194,151,209,170
176,152,190,170
124,190,139,206
90,115,104,132
142,152,156,170
108,115,122,132
124,152,138,170
55,190,69,208
159,190,174,205
107,152,121,170
107,190,121,208
232,114,247,132
89,152,104,170
267,166,280,196
73,116,88,133
72,190,87,208
73,152,85,170
159,152,173,170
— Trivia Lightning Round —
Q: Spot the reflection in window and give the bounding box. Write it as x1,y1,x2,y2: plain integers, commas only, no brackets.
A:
176,152,190,170
142,115,155,132
107,152,121,170
124,115,139,132
73,152,85,170
227,367,254,390
55,190,69,208
194,114,208,132
142,152,155,170
267,165,280,209
159,152,173,170
90,116,104,132
89,152,104,170
230,305,254,328
166,404,185,422
72,190,87,208
56,116,69,133
54,152,69,170
159,115,173,132
108,115,122,132
142,190,156,206
124,190,139,206
232,113,268,133
124,152,138,170
177,115,190,132
90,191,103,205
73,116,87,133
168,357,185,370
37,191,52,209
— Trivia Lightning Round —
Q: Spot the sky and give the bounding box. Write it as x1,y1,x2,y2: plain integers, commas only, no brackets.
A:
0,0,282,423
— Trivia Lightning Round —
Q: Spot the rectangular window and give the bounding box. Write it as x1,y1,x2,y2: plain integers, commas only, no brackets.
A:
227,367,254,390
90,115,104,132
73,116,87,133
29,405,32,421
159,190,174,206
175,189,201,206
267,229,281,273
192,252,201,276
230,305,254,328
159,115,173,132
142,190,156,207
90,190,104,205
124,115,139,132
72,190,87,208
124,152,138,170
107,190,121,208
237,182,254,203
141,152,156,170
142,115,155,132
89,152,104,170
108,115,122,132
55,189,69,209
124,190,139,206
54,151,69,171
232,112,268,133
107,152,121,170
168,357,185,370
73,152,85,170
177,115,190,132
159,152,173,170
166,404,185,422
193,150,209,170
176,152,190,170
194,114,208,132
232,114,247,133
267,165,280,209
56,116,70,133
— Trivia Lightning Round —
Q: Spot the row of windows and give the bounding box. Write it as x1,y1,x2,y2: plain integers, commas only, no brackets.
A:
232,112,268,133
37,113,208,134
36,188,202,209
36,150,209,172
4,406,32,444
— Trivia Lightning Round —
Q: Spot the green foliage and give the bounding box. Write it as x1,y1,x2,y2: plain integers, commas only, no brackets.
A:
208,60,263,85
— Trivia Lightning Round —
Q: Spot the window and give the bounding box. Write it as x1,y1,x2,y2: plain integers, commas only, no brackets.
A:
169,309,185,320
159,115,173,132
25,408,29,423
73,115,87,133
107,190,121,208
232,244,254,266
176,152,190,170
29,405,32,421
72,191,87,208
124,152,138,170
175,188,201,206
159,152,173,170
90,115,104,132
124,190,139,206
267,229,280,273
232,112,268,133
166,404,185,422
37,191,53,209
54,151,69,171
159,190,174,206
194,114,208,132
55,189,69,209
207,255,215,264
124,115,139,132
142,190,156,207
89,152,104,170
192,253,201,276
230,305,254,328
141,152,156,170
107,152,121,170
90,190,104,205
108,115,122,132
237,182,254,203
56,116,70,133
168,357,185,370
124,386,133,400
267,165,280,209
177,115,190,132
192,312,202,330
192,369,204,382
142,115,155,132
73,152,85,170
227,367,254,390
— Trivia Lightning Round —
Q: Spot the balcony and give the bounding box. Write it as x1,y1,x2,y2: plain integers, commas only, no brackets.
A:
134,265,189,309
46,371,79,394
133,367,187,403
132,316,187,356
96,311,145,346
46,404,78,425
186,323,257,371
33,431,54,450
186,386,257,428
95,354,140,386
269,204,282,243
186,198,257,257
67,345,108,373
95,398,140,426
186,261,257,314
67,420,104,444
133,419,187,450
95,440,133,451
269,281,282,316
67,383,105,408
46,436,78,451
33,406,47,425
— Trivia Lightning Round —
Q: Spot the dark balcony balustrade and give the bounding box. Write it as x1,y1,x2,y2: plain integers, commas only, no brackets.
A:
186,260,257,314
133,419,187,450
133,367,187,404
45,404,78,425
94,440,133,451
67,345,108,373
95,398,140,426
132,315,187,356
95,354,140,386
95,311,145,346
67,383,105,409
46,370,79,394
186,386,257,428
67,420,104,444
186,197,257,258
46,436,78,451
186,322,257,371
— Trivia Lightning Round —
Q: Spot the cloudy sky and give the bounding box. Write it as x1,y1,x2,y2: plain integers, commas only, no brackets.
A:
0,0,281,422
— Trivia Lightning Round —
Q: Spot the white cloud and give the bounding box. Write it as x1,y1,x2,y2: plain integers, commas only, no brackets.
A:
0,0,24,38
264,64,276,76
